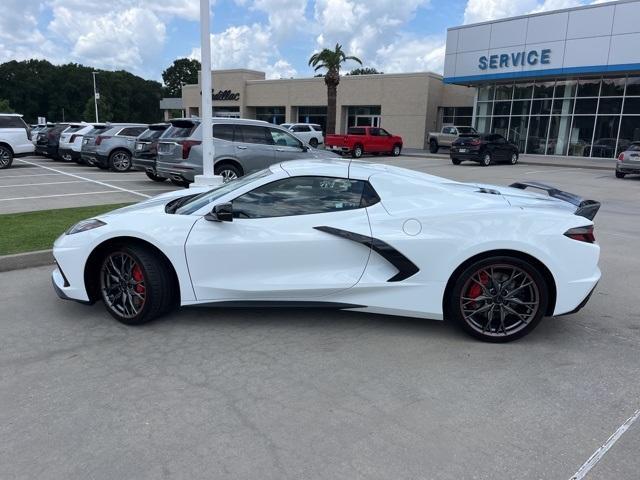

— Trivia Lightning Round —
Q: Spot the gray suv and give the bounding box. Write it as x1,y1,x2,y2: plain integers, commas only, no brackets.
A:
80,123,147,171
156,118,340,186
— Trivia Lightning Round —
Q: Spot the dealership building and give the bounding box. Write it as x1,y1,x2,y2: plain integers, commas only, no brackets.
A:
177,69,475,149
444,0,640,158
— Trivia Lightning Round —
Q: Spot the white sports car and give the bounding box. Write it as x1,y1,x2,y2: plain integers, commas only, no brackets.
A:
52,159,601,342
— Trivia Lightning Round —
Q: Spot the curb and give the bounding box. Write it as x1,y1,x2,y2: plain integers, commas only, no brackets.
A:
0,249,54,273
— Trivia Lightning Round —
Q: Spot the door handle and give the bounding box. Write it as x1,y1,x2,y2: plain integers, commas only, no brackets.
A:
236,145,247,150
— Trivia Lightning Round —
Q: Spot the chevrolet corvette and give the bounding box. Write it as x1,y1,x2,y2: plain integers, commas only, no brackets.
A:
52,159,601,342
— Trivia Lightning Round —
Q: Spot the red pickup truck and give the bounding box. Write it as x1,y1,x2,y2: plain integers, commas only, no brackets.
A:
325,126,403,158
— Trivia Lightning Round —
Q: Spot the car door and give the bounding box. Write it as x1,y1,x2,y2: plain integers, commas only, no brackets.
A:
268,127,310,161
185,176,372,301
234,124,276,172
493,135,510,161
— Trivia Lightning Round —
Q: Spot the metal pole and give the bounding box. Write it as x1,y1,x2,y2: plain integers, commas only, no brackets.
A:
195,0,218,184
92,72,99,123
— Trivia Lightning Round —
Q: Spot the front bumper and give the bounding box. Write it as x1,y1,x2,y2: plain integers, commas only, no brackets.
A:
51,267,92,304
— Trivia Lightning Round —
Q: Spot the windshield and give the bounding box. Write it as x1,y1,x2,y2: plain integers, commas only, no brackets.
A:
175,169,274,215
457,127,477,134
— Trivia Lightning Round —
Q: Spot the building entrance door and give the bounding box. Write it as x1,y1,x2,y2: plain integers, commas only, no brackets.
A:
354,115,381,127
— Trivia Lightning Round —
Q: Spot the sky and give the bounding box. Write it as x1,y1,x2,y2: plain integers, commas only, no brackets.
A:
0,0,604,82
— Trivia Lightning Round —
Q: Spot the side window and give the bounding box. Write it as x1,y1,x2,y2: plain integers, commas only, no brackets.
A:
292,125,309,132
212,123,235,141
239,125,273,145
269,128,302,148
369,128,380,136
117,127,144,136
495,135,506,144
378,129,391,136
0,116,25,128
232,176,373,219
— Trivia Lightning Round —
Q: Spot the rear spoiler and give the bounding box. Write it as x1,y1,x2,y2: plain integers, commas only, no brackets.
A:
509,181,601,220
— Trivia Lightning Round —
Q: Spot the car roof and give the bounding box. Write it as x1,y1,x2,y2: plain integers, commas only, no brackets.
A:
169,117,269,126
0,113,23,117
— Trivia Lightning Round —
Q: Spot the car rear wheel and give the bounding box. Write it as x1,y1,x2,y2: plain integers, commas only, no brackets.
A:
451,158,461,165
352,145,364,158
510,153,518,165
429,140,439,153
447,256,548,342
145,171,167,182
309,138,319,148
109,150,132,172
99,245,175,325
0,145,13,169
391,144,402,157
215,163,241,182
615,170,626,178
481,153,492,166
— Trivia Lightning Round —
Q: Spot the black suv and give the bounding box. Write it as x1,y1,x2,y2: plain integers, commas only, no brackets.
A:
450,133,519,166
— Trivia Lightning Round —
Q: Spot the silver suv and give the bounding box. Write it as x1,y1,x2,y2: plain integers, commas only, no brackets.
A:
80,123,147,171
156,118,339,186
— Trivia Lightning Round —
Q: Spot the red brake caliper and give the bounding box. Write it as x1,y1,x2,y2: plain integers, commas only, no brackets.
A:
467,271,489,307
132,265,145,294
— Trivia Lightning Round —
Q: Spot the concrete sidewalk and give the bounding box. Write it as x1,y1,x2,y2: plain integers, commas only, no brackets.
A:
402,148,616,171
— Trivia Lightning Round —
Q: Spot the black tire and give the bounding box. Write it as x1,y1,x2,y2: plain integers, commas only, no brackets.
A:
615,170,626,179
451,158,461,165
447,256,548,342
146,171,167,182
429,140,439,153
352,144,364,159
98,244,176,325
215,163,242,182
309,138,319,148
481,152,492,166
0,145,13,169
170,178,191,188
109,150,132,172
391,144,402,157
509,152,519,165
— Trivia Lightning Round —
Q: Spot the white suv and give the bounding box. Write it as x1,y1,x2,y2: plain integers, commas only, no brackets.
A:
58,123,98,162
0,113,34,169
280,123,324,148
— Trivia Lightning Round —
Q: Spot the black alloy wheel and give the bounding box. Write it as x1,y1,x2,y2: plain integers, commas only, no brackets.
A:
0,145,13,169
448,256,548,342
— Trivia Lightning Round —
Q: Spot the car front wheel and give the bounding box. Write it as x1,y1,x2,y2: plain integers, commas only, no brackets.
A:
429,140,438,153
391,144,401,157
0,145,13,169
481,153,492,166
447,256,548,342
99,245,175,325
510,153,518,165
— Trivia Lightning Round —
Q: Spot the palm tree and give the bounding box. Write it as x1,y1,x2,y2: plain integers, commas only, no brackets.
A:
308,43,362,135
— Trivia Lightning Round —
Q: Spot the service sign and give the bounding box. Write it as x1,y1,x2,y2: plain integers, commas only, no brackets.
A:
479,49,551,71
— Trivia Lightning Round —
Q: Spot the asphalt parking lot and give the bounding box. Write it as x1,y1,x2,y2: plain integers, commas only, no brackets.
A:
1,154,640,479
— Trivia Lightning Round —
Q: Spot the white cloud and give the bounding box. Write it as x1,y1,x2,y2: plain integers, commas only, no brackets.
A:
251,0,309,39
463,0,588,24
189,24,298,79
374,37,446,74
0,0,58,63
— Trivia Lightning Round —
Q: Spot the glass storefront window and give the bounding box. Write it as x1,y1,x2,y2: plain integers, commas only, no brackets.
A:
508,116,529,152
547,116,572,155
574,98,598,115
600,77,626,96
493,101,511,116
597,97,623,115
568,116,595,156
476,102,492,116
619,116,640,146
623,97,640,114
577,78,601,97
298,106,327,132
475,116,491,133
255,106,285,125
492,116,510,138
591,116,620,158
527,116,550,153
533,81,555,98
495,84,513,100
514,83,534,99
531,99,552,115
478,85,494,101
511,101,531,116
552,98,574,115
554,80,577,98
626,77,640,96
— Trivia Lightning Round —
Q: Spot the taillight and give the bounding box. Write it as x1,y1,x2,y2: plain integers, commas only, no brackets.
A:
181,140,201,159
618,153,624,162
95,135,111,145
564,225,595,244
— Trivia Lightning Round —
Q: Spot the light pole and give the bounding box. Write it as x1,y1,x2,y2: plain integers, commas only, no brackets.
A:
192,0,222,187
92,71,100,122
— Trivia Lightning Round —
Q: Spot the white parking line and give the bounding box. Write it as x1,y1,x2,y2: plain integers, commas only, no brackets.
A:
569,409,640,480
15,159,151,199
525,168,584,174
0,190,132,201
0,173,64,179
0,180,87,188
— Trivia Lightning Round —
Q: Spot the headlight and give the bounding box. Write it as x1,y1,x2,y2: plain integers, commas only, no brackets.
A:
66,218,106,235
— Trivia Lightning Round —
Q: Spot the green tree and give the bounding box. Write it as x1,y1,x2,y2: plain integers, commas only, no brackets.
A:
0,98,13,113
308,43,362,135
161,58,201,97
347,67,383,75
83,97,113,122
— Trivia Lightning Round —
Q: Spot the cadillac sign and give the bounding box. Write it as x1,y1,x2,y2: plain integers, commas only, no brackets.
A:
212,89,240,101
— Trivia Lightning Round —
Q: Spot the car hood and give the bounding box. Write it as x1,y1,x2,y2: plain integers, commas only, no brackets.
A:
98,186,212,218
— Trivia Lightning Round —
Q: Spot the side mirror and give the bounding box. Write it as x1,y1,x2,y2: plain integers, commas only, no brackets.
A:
205,202,233,222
